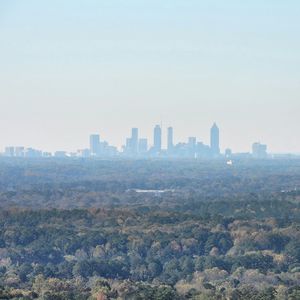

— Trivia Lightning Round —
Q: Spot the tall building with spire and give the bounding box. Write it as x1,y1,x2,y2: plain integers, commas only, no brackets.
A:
210,123,220,156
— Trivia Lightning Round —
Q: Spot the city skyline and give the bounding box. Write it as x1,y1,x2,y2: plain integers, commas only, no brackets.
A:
1,121,298,157
0,119,298,154
1,122,273,159
0,1,299,154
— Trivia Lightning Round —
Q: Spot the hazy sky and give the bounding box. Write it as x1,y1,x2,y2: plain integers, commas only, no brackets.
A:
0,0,299,153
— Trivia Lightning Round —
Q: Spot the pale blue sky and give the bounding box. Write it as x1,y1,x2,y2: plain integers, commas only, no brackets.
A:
0,0,299,153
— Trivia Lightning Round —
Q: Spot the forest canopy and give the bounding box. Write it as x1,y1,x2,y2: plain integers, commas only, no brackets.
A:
0,158,299,299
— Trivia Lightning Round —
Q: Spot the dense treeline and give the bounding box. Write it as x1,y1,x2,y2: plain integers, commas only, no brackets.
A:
0,159,299,299
0,206,300,299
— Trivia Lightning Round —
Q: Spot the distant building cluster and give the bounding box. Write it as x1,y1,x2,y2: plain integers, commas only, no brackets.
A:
3,146,51,158
1,123,270,159
252,142,268,159
122,123,222,159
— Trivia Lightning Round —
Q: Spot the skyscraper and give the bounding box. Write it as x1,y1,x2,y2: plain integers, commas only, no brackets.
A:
131,128,139,153
125,138,132,150
90,134,100,156
153,125,162,152
167,127,173,152
210,123,220,156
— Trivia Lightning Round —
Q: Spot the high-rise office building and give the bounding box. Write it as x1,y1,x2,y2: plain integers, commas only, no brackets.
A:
124,128,139,155
153,125,162,152
125,138,132,150
252,142,267,158
15,147,25,157
210,123,220,156
187,137,197,158
90,134,100,156
188,137,197,147
138,138,148,153
131,128,138,153
167,127,173,152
